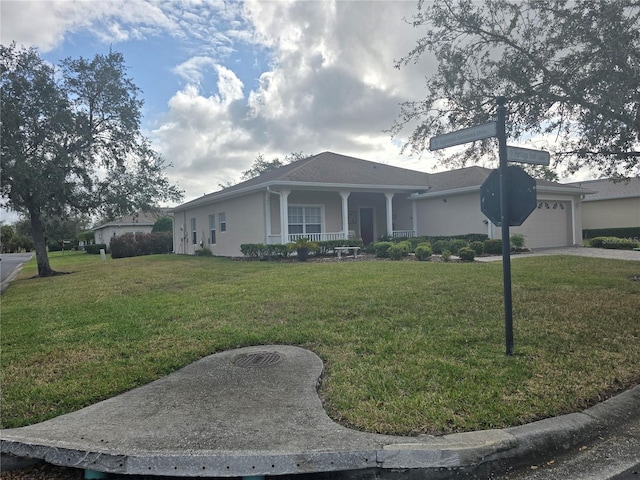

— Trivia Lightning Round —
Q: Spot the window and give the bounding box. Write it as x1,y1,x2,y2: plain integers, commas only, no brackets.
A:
219,212,226,232
191,218,197,244
209,214,216,244
288,206,321,235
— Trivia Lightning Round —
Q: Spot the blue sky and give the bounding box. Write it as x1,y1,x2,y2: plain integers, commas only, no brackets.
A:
1,0,592,220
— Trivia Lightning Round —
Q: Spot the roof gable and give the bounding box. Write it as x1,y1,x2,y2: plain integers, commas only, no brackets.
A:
226,151,432,188
175,152,432,209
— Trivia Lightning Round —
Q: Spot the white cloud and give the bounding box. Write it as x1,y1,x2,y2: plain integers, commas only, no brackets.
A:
2,0,444,205
0,0,178,51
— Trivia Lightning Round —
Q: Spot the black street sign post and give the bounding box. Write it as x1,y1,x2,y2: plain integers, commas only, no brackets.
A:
496,98,514,355
430,97,541,356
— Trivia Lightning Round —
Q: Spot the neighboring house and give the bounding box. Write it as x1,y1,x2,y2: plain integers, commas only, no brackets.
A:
566,178,640,231
92,212,160,246
171,152,593,256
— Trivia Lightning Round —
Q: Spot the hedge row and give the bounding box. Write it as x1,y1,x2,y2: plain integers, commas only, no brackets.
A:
240,239,364,260
370,235,528,261
110,232,173,259
589,236,640,250
583,227,640,239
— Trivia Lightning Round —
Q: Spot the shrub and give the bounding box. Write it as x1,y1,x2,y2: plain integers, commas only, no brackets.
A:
432,239,450,254
469,241,484,256
85,244,108,255
194,248,213,256
591,236,639,250
110,233,136,258
240,243,262,259
414,243,432,261
374,241,394,258
458,247,475,261
510,234,526,249
47,241,63,252
397,240,412,254
448,239,468,255
147,232,173,254
388,243,406,260
583,227,640,239
441,249,451,261
110,232,172,259
484,239,502,255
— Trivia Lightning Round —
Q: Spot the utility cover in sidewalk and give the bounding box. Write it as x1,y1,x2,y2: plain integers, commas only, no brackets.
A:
233,351,285,368
480,166,537,226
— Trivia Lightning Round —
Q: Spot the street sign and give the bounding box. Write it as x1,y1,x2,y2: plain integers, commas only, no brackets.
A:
429,122,497,151
480,166,537,226
506,146,550,166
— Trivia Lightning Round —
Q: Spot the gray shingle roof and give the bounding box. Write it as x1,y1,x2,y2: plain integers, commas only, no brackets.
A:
174,152,593,211
567,178,640,201
225,151,431,189
93,211,159,230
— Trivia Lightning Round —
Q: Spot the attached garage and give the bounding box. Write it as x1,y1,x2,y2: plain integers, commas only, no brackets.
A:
511,198,573,248
412,170,590,249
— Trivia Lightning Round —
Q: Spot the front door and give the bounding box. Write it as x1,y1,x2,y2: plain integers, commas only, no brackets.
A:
360,207,374,244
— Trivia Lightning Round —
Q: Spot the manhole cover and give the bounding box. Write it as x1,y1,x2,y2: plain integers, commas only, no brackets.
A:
233,351,285,368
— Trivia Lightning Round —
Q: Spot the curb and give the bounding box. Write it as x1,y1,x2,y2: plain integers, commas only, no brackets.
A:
2,386,638,477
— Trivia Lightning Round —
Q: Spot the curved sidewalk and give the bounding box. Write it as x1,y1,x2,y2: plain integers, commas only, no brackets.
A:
2,345,639,478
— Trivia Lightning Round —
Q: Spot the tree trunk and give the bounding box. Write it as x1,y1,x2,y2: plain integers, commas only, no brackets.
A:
29,207,56,277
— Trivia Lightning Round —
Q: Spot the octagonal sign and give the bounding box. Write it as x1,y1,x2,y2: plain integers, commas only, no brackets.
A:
480,166,537,226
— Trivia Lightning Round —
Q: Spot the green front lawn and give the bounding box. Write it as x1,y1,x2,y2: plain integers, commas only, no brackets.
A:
2,252,639,435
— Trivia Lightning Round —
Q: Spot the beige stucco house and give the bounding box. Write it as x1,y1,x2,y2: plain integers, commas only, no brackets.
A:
171,152,592,257
92,212,159,246
567,178,640,232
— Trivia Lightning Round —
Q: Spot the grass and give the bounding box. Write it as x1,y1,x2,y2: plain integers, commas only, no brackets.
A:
1,251,639,435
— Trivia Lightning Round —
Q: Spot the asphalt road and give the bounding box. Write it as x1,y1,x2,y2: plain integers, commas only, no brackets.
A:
490,414,640,480
0,252,33,292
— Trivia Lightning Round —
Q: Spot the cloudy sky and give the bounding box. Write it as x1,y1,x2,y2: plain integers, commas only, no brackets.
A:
1,0,590,213
1,0,448,208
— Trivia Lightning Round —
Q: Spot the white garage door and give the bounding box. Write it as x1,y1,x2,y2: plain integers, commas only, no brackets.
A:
513,200,571,248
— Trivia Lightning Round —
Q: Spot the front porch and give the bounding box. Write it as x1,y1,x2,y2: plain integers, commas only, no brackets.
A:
264,189,417,245
267,230,416,244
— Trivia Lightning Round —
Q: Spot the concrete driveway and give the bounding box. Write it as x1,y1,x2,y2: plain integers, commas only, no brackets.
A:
475,246,640,262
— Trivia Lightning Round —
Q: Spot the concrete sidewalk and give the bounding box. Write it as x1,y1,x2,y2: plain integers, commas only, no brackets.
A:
2,345,639,478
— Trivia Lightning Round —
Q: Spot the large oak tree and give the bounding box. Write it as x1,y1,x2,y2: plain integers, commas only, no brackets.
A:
392,0,640,178
1,44,183,277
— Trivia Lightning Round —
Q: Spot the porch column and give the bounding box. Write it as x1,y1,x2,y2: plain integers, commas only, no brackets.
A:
280,189,290,244
385,192,394,237
412,201,418,236
339,191,350,239
265,191,271,243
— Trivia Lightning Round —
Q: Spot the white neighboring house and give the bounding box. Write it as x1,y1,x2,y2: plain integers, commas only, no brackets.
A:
92,212,160,246
171,152,594,257
566,178,640,233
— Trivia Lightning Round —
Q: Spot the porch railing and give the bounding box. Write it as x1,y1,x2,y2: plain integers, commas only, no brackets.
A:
268,230,415,244
392,230,416,238
288,232,347,243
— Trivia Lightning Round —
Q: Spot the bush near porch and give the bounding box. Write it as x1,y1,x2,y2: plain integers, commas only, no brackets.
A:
240,239,363,260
